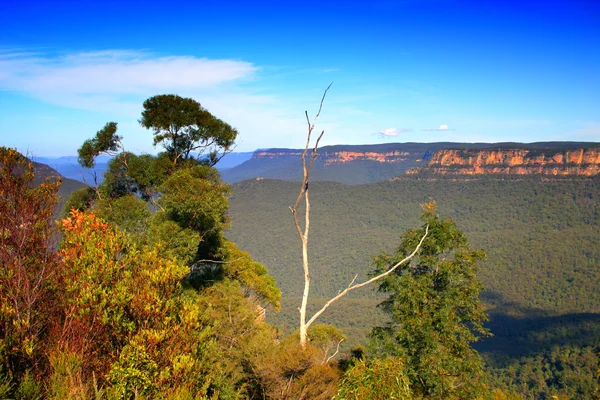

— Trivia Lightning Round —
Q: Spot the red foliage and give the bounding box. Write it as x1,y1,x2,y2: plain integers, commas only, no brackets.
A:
0,148,61,375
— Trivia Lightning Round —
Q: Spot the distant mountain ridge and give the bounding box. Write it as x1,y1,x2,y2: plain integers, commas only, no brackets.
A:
28,160,88,217
221,142,600,184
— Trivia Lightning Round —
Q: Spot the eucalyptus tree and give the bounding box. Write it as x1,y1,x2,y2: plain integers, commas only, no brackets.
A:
370,204,491,399
68,95,280,308
139,94,237,166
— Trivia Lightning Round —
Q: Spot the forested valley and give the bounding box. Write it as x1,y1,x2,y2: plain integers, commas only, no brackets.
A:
227,175,600,399
1,94,599,399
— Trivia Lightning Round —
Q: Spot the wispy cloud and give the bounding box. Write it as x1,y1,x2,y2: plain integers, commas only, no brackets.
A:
0,49,312,152
0,50,257,93
0,50,258,114
421,124,452,131
377,127,413,138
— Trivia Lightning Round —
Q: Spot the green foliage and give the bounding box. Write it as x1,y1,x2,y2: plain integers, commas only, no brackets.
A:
55,98,283,398
94,194,152,235
15,370,42,400
62,186,97,213
227,176,600,312
125,152,172,200
370,205,490,399
306,324,347,360
159,164,230,237
193,279,281,398
0,373,12,399
140,94,237,165
334,357,412,400
487,345,599,399
77,122,121,168
225,175,600,398
68,98,275,305
147,214,201,264
57,210,191,374
58,210,262,398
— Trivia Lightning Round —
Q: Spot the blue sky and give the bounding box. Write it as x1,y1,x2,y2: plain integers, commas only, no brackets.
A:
1,0,598,156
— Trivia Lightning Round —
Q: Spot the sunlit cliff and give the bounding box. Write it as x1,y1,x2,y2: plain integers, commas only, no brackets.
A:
408,148,600,176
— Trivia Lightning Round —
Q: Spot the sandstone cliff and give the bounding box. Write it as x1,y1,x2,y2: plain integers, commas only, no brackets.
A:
252,150,423,164
409,148,600,176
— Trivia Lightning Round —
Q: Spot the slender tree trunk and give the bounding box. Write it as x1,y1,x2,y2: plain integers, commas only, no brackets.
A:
292,84,428,349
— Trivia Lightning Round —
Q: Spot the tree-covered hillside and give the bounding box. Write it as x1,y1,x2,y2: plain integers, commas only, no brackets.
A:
226,175,600,397
227,176,600,314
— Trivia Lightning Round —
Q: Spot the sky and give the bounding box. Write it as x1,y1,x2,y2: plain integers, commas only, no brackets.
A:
0,0,599,156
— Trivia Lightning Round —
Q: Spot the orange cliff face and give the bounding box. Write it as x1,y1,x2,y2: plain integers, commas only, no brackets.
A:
322,151,412,164
420,148,600,176
252,150,416,164
253,151,304,158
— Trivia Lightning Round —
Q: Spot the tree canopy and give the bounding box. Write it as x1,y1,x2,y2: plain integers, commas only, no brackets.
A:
370,203,491,399
69,96,279,309
77,122,122,169
139,94,238,166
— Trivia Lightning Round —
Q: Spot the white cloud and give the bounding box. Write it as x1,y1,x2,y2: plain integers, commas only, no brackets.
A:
377,127,413,138
380,128,399,136
0,50,257,95
0,49,312,152
0,50,260,118
421,124,452,132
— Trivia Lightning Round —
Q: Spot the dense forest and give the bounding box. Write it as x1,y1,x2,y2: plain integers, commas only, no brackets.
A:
1,94,598,398
226,175,600,398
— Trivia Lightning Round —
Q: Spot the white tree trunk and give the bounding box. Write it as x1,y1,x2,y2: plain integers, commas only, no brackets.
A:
291,84,428,349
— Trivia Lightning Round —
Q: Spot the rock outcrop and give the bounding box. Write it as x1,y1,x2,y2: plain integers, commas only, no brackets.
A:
252,150,423,165
408,148,600,176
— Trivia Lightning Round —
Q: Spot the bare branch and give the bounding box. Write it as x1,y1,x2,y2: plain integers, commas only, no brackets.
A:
305,110,311,131
305,225,429,330
325,338,345,364
315,82,333,123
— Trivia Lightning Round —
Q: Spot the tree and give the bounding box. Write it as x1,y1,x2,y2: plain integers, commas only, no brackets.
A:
334,357,413,400
289,85,429,348
68,93,280,323
72,96,244,276
370,202,491,399
139,94,238,166
77,122,123,169
0,147,60,388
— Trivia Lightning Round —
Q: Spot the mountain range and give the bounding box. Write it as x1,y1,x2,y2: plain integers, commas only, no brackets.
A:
221,142,600,184
39,142,600,186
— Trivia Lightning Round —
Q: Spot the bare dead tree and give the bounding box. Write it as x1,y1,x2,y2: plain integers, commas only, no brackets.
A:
290,85,430,348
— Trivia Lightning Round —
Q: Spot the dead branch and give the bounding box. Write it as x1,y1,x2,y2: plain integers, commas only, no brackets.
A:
305,225,429,330
325,338,344,364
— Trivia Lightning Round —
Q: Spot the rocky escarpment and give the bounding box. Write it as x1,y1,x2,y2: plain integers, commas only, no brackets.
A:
321,151,415,164
252,150,422,164
409,148,600,176
223,143,600,184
